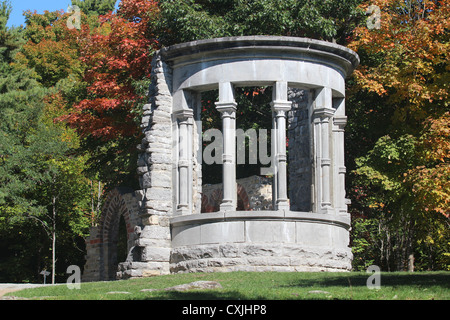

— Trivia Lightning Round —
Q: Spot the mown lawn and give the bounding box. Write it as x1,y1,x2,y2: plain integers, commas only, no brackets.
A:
6,271,449,300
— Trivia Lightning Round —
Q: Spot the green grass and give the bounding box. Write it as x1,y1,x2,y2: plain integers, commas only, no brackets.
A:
6,271,449,300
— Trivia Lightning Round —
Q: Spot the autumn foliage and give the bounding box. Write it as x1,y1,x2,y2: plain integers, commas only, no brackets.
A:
14,10,86,87
349,0,449,119
349,0,449,219
406,112,450,218
2,0,447,274
62,0,160,140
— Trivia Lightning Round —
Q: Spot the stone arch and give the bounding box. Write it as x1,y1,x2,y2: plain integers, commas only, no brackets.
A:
100,188,134,244
100,188,135,280
82,187,140,282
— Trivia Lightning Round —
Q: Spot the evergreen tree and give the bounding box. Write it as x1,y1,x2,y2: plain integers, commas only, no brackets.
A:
0,0,47,220
0,0,10,30
0,2,92,282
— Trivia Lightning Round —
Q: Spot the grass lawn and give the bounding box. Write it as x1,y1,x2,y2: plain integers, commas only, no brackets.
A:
6,271,449,300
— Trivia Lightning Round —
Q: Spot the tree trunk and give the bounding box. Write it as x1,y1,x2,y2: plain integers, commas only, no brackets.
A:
52,196,56,285
97,181,102,213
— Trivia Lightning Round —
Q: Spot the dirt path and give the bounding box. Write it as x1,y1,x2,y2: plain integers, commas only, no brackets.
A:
0,289,25,300
0,284,52,299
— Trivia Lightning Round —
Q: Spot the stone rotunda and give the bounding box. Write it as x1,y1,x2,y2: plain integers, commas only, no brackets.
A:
83,36,359,281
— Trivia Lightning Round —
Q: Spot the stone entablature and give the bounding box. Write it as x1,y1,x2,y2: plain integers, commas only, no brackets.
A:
83,36,359,280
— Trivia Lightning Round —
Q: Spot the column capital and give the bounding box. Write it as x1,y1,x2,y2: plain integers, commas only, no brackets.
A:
270,100,292,113
313,107,335,119
215,101,237,118
174,109,194,123
333,115,347,129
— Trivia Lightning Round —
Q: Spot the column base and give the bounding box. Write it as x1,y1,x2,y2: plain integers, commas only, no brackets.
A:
220,201,236,211
319,206,335,214
275,200,289,211
177,206,191,215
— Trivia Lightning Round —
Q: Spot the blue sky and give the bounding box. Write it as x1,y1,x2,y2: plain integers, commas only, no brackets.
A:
6,1,119,28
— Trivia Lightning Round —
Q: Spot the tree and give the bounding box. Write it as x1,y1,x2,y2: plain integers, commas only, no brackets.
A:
157,0,365,46
405,112,450,218
0,3,96,282
348,0,448,130
72,0,117,16
0,82,93,282
16,9,91,89
0,2,48,223
25,119,91,283
0,0,10,30
155,0,365,184
351,134,420,270
60,0,160,189
347,0,449,270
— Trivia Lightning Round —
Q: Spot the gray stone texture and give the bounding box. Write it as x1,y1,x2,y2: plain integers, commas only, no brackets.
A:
82,36,359,281
170,243,352,273
288,88,312,212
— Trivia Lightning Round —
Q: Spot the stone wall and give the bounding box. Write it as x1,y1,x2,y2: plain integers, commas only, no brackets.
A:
85,51,176,281
171,243,352,273
128,51,174,277
287,88,312,212
170,211,352,273
136,51,174,219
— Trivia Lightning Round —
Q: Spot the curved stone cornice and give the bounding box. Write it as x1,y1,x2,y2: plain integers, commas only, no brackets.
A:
160,36,359,78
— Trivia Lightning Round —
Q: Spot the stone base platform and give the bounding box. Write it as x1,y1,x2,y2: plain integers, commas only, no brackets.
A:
170,211,352,273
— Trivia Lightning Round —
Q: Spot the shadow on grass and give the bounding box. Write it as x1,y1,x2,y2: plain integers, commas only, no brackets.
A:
281,272,450,289
133,290,266,300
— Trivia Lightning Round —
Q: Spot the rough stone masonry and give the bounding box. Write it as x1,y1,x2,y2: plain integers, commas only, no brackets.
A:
83,36,359,281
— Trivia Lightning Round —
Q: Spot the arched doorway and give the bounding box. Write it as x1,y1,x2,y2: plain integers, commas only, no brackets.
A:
83,188,139,281
101,190,132,280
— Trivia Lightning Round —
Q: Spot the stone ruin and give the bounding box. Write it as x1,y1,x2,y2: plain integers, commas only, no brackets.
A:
82,36,359,281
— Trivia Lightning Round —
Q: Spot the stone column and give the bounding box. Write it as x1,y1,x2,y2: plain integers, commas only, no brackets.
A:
332,98,348,215
175,109,193,215
215,82,237,211
313,87,335,212
271,82,292,211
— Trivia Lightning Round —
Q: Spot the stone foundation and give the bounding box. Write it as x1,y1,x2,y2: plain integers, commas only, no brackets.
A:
171,244,352,273
170,211,352,273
